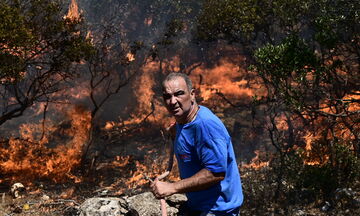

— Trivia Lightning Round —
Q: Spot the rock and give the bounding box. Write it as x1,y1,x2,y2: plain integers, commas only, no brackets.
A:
321,201,331,212
335,188,355,200
294,209,306,216
79,197,130,216
126,192,180,216
78,192,187,216
166,193,187,209
10,182,25,198
99,190,109,197
64,206,81,216
41,194,50,200
335,188,360,208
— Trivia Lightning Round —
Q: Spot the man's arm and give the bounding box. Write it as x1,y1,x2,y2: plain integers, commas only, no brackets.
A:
151,168,225,199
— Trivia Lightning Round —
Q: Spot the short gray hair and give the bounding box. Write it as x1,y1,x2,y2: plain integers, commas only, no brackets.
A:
162,72,193,91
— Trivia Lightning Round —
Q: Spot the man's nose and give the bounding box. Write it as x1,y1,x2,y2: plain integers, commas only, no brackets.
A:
170,96,177,105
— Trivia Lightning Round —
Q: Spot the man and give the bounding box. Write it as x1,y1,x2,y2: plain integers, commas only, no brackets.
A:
152,72,243,216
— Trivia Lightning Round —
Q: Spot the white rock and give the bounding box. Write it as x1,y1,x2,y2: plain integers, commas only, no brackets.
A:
321,201,331,211
295,210,306,216
41,194,50,200
126,192,179,216
10,183,25,198
79,197,129,216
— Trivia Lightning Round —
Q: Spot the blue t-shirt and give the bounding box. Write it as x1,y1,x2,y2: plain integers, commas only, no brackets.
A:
174,106,243,213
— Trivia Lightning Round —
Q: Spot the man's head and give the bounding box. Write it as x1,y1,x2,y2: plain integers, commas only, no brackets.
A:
162,73,196,123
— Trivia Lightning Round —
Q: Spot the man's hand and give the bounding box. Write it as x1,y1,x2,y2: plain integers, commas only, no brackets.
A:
168,169,224,194
166,121,176,140
151,169,224,199
151,178,176,199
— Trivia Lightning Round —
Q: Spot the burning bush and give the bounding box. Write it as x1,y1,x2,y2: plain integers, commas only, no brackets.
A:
285,140,360,199
0,106,91,184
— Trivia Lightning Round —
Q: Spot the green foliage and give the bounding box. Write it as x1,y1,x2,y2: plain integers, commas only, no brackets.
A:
0,53,24,82
313,0,360,48
253,36,322,110
302,164,338,196
243,0,359,138
196,0,266,41
334,143,360,183
0,1,33,48
195,0,360,203
252,32,359,199
196,0,324,42
254,36,318,79
157,18,185,46
0,1,32,81
0,0,95,125
0,0,94,80
286,142,360,198
196,0,359,48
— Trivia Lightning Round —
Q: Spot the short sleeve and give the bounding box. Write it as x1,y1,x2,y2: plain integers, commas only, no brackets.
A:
198,138,228,173
196,120,228,173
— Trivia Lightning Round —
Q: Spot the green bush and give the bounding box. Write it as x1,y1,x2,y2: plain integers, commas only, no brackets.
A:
285,142,360,200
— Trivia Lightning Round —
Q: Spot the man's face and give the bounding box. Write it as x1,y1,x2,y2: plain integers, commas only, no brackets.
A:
162,77,195,121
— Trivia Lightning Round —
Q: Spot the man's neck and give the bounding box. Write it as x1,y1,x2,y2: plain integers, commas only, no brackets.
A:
176,104,199,124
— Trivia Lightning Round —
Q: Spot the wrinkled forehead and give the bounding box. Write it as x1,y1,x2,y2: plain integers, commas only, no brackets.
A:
162,77,188,93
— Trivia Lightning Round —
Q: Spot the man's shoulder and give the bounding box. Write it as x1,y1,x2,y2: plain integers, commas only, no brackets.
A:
198,106,222,124
196,106,228,133
198,106,216,119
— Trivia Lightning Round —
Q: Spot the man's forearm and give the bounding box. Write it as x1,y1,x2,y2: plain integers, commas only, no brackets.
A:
152,168,225,198
173,168,225,194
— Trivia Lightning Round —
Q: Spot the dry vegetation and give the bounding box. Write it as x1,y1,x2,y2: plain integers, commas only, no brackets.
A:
0,112,359,216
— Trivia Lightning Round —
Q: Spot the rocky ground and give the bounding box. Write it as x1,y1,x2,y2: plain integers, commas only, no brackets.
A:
1,165,359,216
0,120,359,215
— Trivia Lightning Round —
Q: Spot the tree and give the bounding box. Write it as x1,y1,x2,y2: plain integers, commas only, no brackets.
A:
0,0,94,126
195,0,360,202
80,19,146,167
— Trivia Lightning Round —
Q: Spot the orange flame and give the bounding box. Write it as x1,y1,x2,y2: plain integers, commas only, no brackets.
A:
107,55,264,132
125,154,179,190
301,92,359,165
191,58,260,102
274,113,289,131
242,150,269,170
0,105,91,183
144,17,153,26
126,53,136,62
104,60,172,131
64,0,80,20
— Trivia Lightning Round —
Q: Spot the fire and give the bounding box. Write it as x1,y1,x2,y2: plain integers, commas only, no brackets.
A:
104,59,173,131
302,131,327,165
122,61,159,126
107,54,263,132
274,113,289,131
104,121,116,130
190,57,265,103
126,161,148,188
125,154,179,190
300,92,359,165
0,105,91,183
242,150,269,170
113,155,131,167
343,91,360,113
126,53,136,62
63,80,90,100
64,0,80,21
102,54,268,179
144,17,153,26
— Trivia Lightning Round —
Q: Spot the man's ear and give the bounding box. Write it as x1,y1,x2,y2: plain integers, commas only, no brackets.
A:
190,88,196,103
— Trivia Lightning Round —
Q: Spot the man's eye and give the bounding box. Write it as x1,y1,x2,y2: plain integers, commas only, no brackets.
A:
174,91,185,96
163,94,171,99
